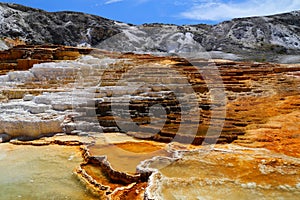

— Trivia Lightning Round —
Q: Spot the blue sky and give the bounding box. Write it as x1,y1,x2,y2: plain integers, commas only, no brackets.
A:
2,0,300,25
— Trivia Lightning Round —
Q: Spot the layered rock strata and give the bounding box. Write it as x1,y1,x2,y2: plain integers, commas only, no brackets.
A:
0,53,116,139
1,50,299,144
0,49,299,199
65,53,300,146
0,45,92,73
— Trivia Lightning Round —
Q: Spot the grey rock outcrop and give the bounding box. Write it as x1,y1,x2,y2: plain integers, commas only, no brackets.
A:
0,3,299,62
0,3,120,46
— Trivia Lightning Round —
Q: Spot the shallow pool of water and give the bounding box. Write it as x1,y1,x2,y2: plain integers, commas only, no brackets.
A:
89,141,170,174
0,144,98,200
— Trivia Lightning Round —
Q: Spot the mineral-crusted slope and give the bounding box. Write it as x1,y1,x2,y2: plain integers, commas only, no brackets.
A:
0,49,299,199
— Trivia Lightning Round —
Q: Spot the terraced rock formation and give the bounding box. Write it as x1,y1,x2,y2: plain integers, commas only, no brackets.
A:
64,53,300,146
0,48,299,199
0,44,92,74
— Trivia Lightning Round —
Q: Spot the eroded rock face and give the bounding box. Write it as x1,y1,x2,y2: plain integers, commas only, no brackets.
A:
0,3,120,46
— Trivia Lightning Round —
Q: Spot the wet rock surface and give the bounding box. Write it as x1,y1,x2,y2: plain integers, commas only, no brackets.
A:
144,145,300,200
74,133,171,198
0,48,299,199
233,99,300,157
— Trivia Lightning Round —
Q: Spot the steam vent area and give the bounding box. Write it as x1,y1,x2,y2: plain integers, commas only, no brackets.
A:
0,45,300,199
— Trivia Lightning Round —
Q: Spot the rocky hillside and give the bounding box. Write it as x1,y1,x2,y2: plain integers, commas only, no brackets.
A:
0,3,120,46
0,3,300,62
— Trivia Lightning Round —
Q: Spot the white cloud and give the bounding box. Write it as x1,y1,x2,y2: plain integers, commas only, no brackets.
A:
180,0,300,21
104,0,148,5
105,0,123,5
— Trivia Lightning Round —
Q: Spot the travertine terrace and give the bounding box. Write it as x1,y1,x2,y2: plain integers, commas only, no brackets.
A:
0,46,299,199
